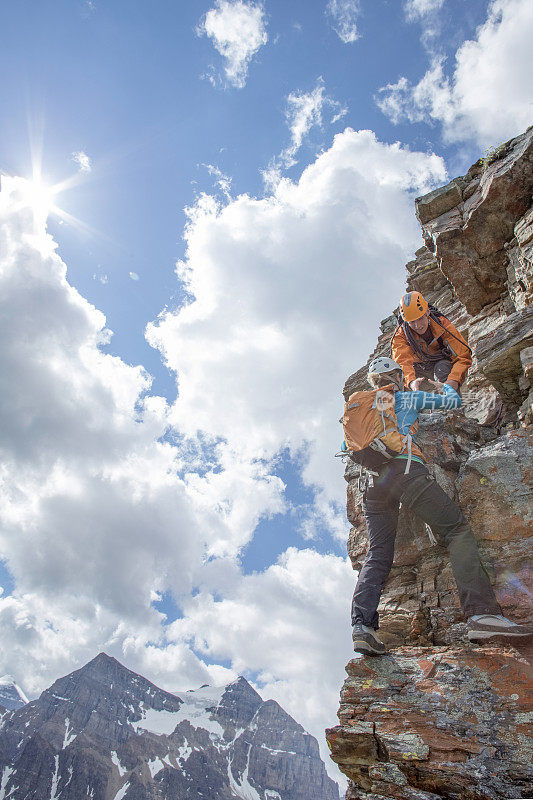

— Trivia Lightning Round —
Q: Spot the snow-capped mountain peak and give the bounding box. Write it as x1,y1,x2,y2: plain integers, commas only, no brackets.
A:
0,676,28,711
0,654,339,799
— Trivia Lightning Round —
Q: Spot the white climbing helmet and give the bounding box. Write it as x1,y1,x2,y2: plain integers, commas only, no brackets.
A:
367,357,404,388
368,357,403,375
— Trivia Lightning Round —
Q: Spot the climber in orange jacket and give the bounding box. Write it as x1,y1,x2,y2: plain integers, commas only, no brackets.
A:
392,291,472,391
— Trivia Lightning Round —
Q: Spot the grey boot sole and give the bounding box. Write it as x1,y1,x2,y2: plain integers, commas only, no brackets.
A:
352,637,387,656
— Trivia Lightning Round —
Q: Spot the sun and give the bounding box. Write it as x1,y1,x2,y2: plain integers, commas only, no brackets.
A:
4,132,98,238
22,176,58,227
13,166,92,237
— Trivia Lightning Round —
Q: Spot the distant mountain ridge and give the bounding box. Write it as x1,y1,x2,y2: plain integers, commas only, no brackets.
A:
0,653,339,799
0,676,28,712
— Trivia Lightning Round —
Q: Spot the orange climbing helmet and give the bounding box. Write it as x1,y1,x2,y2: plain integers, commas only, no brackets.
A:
399,291,429,322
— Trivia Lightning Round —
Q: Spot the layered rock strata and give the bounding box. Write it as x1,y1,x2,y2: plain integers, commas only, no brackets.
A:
327,127,533,799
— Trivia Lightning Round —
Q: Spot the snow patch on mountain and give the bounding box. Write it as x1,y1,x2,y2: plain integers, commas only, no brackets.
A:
177,739,192,762
0,656,340,799
228,745,262,800
169,685,226,738
130,706,183,736
147,757,164,777
128,685,225,739
111,752,127,777
0,767,14,800
112,781,130,800
50,756,60,800
62,718,76,749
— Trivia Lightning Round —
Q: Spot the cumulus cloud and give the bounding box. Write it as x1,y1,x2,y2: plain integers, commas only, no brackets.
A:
197,0,268,89
171,547,355,769
0,125,445,783
0,188,187,600
72,150,92,173
0,176,263,690
147,128,446,533
326,0,361,44
0,177,350,786
378,0,533,145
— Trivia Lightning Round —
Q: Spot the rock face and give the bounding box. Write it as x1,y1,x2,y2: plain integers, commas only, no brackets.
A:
0,653,339,800
328,645,533,800
327,128,533,799
415,128,533,316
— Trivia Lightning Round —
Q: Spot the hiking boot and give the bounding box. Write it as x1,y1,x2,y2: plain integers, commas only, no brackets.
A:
352,623,387,656
467,614,533,643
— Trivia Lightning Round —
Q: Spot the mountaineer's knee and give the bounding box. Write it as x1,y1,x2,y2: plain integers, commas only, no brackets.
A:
362,546,394,573
438,512,471,546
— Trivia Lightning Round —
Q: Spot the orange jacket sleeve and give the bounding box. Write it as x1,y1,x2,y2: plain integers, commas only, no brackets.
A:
391,326,417,387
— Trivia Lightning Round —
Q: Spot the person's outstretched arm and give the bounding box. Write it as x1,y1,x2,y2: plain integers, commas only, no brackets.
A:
397,384,462,412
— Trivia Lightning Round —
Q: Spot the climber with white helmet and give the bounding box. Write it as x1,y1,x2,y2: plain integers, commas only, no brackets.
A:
392,291,472,391
342,357,533,656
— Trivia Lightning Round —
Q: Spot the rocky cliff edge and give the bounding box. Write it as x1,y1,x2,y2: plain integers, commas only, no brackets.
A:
326,127,533,800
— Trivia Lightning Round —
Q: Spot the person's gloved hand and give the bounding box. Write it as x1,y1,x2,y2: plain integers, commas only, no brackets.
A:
410,378,425,391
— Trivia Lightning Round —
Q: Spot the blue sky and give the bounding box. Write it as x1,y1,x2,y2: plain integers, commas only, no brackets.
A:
1,0,532,789
0,0,491,400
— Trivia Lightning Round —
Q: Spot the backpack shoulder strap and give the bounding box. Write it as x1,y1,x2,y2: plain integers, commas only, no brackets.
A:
429,309,473,355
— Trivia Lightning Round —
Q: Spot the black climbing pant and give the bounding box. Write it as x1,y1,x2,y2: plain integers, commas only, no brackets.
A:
351,460,501,629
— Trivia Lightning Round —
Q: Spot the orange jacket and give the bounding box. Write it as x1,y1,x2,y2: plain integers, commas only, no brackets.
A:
391,315,472,388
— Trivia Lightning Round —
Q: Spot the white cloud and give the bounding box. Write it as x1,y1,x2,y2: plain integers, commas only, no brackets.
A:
0,176,255,690
203,163,233,199
264,79,348,184
404,0,445,21
378,0,533,145
197,0,268,89
171,547,355,775
377,59,454,127
147,128,446,530
285,80,347,166
72,150,92,173
286,84,327,160
326,0,361,44
403,0,446,51
0,178,349,785
0,126,445,786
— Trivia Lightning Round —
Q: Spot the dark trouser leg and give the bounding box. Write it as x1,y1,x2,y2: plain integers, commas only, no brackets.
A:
413,359,452,384
404,476,501,618
351,498,398,630
433,359,452,383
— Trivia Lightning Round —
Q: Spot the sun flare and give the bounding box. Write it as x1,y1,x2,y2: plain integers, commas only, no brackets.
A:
9,167,94,238
22,177,58,226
